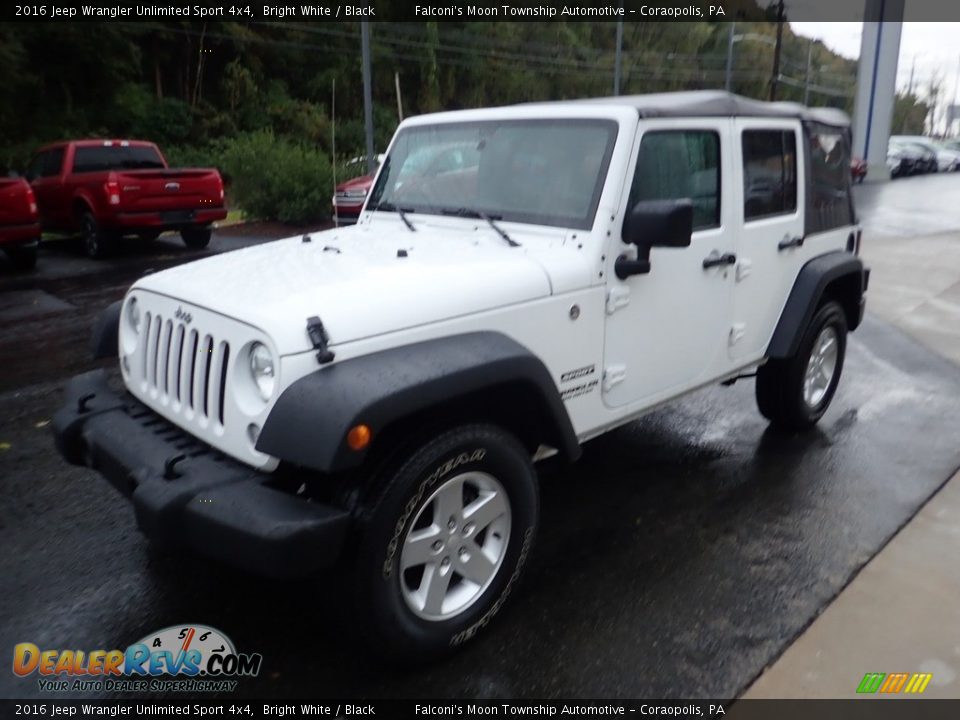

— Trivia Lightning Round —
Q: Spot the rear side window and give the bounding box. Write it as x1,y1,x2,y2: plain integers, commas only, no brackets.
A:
742,130,797,220
26,148,65,180
806,123,854,233
72,145,165,173
629,130,720,231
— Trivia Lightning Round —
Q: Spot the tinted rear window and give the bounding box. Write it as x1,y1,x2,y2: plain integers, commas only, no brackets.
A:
72,145,165,173
805,122,854,233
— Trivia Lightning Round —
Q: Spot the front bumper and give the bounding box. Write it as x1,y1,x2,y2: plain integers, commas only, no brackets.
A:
52,370,351,578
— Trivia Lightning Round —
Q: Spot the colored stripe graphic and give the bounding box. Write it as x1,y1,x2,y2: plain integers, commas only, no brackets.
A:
879,673,909,693
857,673,886,694
857,672,933,694
904,673,933,694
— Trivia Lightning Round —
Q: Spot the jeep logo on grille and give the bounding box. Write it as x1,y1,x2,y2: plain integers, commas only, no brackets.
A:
175,307,192,324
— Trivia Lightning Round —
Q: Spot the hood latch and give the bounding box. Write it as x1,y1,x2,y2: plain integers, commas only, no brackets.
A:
306,316,335,365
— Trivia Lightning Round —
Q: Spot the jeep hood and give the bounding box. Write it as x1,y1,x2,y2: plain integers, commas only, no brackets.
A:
132,225,556,355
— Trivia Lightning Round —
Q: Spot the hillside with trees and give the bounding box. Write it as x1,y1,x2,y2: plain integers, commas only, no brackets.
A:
0,15,931,222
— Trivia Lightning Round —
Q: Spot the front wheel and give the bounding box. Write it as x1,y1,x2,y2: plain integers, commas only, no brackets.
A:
353,424,539,662
181,226,212,249
756,300,848,430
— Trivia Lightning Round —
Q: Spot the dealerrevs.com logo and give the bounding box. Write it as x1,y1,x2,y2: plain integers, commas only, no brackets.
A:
13,624,263,693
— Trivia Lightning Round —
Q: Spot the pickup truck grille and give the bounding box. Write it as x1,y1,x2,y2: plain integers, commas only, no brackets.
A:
141,311,230,426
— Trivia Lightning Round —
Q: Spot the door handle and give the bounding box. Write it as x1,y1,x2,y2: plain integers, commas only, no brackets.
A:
778,235,805,250
702,252,737,269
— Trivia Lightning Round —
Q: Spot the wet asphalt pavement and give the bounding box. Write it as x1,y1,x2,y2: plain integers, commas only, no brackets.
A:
2,179,960,701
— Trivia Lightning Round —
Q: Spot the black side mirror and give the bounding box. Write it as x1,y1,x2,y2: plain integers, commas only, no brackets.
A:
616,199,694,279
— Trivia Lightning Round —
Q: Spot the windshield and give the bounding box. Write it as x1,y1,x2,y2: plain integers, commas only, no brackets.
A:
368,119,618,230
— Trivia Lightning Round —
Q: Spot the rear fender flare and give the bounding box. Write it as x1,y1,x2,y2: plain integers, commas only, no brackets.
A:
767,251,866,359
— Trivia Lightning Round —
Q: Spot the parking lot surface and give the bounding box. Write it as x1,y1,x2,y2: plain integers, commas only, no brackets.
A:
2,179,959,700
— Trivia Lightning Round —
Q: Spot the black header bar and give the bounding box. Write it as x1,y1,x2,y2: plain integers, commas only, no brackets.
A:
4,699,960,719
5,0,960,23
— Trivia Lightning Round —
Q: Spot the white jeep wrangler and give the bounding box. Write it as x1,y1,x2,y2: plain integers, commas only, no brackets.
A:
54,91,868,659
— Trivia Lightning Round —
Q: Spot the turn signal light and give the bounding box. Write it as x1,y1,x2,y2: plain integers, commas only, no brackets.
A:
347,424,372,451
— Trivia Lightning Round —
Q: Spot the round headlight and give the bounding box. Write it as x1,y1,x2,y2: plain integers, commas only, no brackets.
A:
127,297,141,333
249,342,275,400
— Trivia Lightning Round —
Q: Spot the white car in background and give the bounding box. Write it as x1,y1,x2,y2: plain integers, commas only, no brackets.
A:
892,135,960,172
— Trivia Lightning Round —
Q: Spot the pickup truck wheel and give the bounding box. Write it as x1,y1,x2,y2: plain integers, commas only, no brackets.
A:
4,242,38,270
80,212,112,259
756,300,847,430
353,424,538,662
181,226,212,249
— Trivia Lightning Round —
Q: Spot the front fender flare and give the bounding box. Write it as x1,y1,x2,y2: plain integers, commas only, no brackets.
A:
91,300,122,360
256,332,580,473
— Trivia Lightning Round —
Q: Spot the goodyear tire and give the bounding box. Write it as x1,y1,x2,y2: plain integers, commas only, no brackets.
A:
756,300,848,430
353,424,538,662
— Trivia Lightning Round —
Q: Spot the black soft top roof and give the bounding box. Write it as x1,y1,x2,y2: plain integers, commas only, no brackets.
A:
535,90,850,127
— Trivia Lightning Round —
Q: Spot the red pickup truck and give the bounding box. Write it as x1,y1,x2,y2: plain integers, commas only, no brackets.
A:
26,140,226,258
0,176,41,269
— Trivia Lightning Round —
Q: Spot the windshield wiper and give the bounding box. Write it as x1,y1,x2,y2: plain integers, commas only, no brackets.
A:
371,201,416,232
442,207,520,247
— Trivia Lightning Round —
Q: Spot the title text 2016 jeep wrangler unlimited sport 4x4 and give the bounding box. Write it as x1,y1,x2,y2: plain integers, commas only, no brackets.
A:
54,92,868,659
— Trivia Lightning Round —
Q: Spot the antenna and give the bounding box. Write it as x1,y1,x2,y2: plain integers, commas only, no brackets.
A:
332,77,338,229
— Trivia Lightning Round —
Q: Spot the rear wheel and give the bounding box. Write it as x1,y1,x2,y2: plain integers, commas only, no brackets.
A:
352,424,538,662
139,230,161,242
756,300,847,430
80,211,112,259
181,226,212,249
4,241,38,270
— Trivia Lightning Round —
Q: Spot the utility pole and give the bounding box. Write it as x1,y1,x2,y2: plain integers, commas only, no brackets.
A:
803,39,814,105
725,21,736,92
614,14,623,95
395,71,404,121
361,21,375,175
331,78,338,227
770,0,785,101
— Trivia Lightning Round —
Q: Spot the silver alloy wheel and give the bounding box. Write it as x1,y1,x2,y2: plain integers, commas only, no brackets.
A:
803,325,839,408
400,471,511,622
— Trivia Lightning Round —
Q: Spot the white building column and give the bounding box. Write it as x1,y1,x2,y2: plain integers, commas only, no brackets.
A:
852,0,905,182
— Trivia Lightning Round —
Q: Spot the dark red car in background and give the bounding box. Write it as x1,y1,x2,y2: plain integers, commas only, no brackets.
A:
27,140,227,258
850,157,867,184
0,176,41,269
332,154,384,224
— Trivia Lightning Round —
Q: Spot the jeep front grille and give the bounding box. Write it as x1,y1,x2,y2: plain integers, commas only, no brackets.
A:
141,311,231,426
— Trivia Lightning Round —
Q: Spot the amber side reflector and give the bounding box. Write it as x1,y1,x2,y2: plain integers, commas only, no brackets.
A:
347,424,372,451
